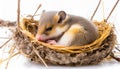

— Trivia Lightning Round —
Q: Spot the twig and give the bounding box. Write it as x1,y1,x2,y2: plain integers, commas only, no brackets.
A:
32,4,42,19
111,44,120,62
9,44,16,54
0,38,12,49
5,44,16,69
102,1,105,21
17,0,20,27
110,52,120,62
106,0,120,22
115,47,120,52
90,0,102,20
32,46,48,68
0,37,10,39
5,59,10,69
0,52,20,63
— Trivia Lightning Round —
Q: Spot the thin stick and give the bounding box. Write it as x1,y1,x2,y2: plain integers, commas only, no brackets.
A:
32,4,42,18
110,52,120,62
5,59,10,69
106,0,119,22
115,47,120,52
0,52,20,63
102,0,105,21
0,38,12,49
9,44,16,54
0,37,10,39
90,0,102,20
5,44,16,69
17,0,20,26
32,46,48,68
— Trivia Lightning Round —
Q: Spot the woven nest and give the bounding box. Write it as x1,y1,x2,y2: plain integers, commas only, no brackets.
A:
14,17,116,65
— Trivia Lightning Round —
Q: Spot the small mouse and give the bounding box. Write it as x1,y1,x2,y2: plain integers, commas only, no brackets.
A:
36,11,98,46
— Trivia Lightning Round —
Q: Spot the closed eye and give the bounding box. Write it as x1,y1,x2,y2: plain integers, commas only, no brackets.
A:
46,27,53,31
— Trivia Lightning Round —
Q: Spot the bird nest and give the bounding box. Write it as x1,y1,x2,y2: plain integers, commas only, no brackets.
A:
14,17,116,65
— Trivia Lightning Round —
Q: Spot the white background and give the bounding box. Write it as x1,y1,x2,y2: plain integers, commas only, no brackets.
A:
0,0,120,69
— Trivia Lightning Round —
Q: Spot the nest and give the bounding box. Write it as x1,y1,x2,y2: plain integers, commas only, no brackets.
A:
14,17,116,65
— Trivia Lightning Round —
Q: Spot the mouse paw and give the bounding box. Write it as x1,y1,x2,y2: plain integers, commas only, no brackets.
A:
47,40,57,45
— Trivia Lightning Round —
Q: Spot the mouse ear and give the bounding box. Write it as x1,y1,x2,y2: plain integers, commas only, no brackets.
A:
40,10,45,19
57,11,66,23
40,10,45,17
58,11,66,23
54,11,69,24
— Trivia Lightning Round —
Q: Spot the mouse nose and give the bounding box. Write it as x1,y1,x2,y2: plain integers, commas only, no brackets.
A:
35,34,46,41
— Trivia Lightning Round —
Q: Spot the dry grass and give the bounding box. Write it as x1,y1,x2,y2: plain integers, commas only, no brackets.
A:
19,17,113,53
0,17,116,66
